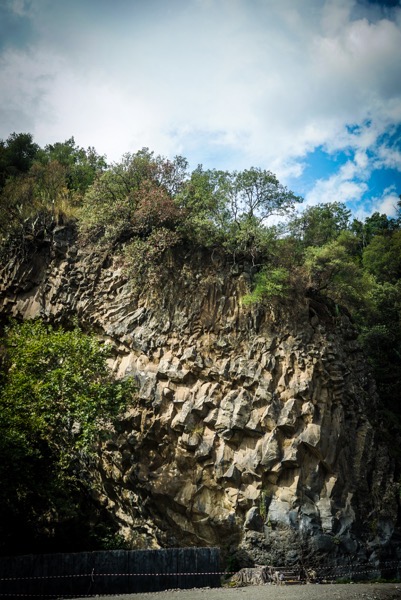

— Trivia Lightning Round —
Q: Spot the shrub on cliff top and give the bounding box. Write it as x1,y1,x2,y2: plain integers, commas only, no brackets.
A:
78,149,188,245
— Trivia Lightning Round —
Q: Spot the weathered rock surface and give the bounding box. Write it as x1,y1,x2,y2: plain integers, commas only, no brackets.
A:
0,226,400,568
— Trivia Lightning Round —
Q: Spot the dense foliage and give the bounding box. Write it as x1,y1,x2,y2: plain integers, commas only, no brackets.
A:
0,131,400,550
0,133,106,244
0,320,134,554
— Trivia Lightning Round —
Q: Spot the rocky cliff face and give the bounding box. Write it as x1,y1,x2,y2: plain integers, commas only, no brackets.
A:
0,225,400,568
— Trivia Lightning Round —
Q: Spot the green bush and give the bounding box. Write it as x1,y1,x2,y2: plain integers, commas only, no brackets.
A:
242,267,290,306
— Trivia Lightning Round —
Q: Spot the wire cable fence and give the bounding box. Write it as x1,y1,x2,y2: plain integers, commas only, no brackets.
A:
0,548,221,598
0,551,400,598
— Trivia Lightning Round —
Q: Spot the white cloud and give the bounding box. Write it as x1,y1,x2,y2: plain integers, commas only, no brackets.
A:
305,160,369,208
351,185,400,221
375,143,401,170
0,47,58,133
377,189,400,217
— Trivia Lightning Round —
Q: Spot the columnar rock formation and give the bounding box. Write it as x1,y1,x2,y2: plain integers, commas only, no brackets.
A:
0,225,399,566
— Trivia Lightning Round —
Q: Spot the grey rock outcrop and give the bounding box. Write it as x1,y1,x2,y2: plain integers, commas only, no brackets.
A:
0,226,399,567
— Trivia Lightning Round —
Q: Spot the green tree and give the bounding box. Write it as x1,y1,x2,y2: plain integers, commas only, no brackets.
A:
304,239,372,310
223,217,280,264
218,167,301,260
233,167,302,224
177,166,301,257
351,211,397,250
358,280,401,417
176,166,232,246
0,132,39,188
0,320,134,553
287,202,351,248
37,137,107,197
362,230,401,283
79,149,187,245
363,211,393,239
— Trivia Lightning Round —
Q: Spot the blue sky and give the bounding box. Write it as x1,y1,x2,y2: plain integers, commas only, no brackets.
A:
0,0,401,219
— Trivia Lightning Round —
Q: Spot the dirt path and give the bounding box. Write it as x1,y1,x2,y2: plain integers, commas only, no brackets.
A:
75,583,401,600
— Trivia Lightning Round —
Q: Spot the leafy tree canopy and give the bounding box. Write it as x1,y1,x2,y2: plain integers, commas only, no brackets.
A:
0,132,39,188
0,320,134,553
286,202,351,248
1,319,133,464
362,230,401,283
79,149,188,245
304,239,374,311
37,136,108,195
232,167,302,224
176,166,302,257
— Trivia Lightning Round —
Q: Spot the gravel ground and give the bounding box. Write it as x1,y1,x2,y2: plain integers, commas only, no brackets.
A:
75,583,401,600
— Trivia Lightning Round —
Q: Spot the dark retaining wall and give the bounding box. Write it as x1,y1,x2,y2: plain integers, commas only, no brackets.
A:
0,547,221,598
